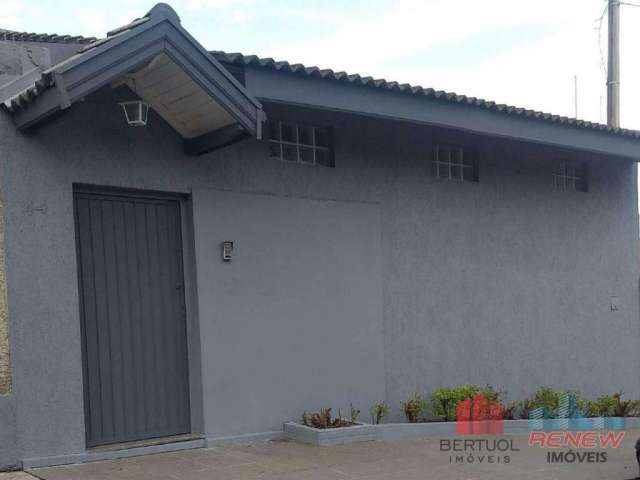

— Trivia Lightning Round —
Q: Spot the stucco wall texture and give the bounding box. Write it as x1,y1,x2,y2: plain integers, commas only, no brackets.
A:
0,85,639,466
0,198,10,395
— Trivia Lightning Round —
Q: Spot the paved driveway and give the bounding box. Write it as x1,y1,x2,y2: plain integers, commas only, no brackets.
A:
6,430,640,480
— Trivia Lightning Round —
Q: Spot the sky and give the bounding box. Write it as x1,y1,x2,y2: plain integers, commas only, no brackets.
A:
2,0,640,129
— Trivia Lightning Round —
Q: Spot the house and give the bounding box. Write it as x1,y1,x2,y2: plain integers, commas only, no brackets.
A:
1,2,639,470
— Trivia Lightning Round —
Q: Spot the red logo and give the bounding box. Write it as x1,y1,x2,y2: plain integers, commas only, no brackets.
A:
456,393,505,435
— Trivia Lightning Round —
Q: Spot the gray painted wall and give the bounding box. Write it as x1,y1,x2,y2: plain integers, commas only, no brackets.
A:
0,86,638,465
192,189,385,437
382,128,640,412
0,395,18,469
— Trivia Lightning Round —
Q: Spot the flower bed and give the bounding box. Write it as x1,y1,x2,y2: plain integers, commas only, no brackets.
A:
284,422,375,446
284,418,640,446
287,386,640,445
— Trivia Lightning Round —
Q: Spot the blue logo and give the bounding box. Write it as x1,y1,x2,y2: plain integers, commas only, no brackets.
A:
528,392,625,432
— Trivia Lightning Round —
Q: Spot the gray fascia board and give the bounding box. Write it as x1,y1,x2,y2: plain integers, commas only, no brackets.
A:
12,40,166,130
0,68,43,105
160,15,262,134
48,16,163,75
59,31,168,92
57,18,262,131
65,41,166,102
246,67,640,160
166,16,262,110
163,41,257,136
12,81,62,129
15,18,263,136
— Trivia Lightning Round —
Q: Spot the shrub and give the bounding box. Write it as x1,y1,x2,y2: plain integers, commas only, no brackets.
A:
369,402,391,424
585,395,616,418
612,392,640,417
301,408,355,429
575,396,591,417
478,384,504,403
502,401,521,420
584,391,640,417
350,403,360,423
522,387,588,419
500,399,530,420
527,387,559,417
430,385,478,421
430,384,502,421
403,392,428,423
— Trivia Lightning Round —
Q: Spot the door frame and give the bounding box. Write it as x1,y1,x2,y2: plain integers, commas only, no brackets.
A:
72,184,204,447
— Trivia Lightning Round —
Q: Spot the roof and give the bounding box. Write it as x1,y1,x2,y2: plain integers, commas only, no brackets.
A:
3,24,639,140
0,3,264,153
0,28,96,44
0,13,164,113
211,51,640,140
2,3,640,155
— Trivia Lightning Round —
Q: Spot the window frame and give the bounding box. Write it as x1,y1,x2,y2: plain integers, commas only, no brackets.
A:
553,160,588,192
267,119,334,167
432,143,479,182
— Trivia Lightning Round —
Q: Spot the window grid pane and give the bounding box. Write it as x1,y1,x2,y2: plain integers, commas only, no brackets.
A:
553,161,586,192
433,144,475,182
268,120,331,167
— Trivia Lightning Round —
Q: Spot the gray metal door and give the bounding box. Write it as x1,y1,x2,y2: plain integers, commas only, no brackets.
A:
74,188,190,447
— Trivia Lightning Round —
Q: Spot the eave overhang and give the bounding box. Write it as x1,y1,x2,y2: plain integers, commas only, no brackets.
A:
2,4,264,155
216,52,640,161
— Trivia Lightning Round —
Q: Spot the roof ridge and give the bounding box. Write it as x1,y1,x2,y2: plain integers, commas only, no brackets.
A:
210,50,640,138
0,28,97,45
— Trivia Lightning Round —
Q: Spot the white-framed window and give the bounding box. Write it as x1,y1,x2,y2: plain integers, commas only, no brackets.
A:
433,144,478,182
553,160,587,192
267,120,334,167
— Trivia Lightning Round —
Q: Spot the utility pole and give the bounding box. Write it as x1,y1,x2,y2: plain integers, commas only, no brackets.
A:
607,0,620,128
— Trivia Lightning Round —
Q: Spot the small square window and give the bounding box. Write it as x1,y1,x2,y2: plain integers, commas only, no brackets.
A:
433,144,478,182
266,119,334,167
553,160,587,192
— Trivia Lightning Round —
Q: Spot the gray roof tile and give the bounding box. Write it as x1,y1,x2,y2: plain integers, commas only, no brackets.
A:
211,50,640,139
0,28,96,44
2,21,639,141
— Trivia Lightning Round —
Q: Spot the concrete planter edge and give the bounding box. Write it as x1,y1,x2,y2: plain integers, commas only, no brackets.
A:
283,422,376,446
284,418,640,446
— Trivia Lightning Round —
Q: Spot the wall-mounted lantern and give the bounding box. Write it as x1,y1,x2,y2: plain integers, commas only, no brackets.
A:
119,100,150,126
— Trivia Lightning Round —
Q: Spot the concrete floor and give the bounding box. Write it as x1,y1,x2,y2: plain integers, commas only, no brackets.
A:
7,430,640,480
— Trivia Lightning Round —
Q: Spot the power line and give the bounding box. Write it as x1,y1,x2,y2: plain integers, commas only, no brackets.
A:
608,0,621,127
595,3,608,78
600,1,640,76
591,0,637,78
